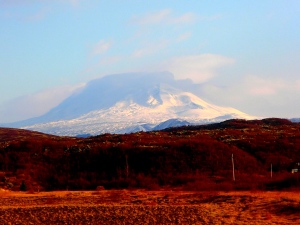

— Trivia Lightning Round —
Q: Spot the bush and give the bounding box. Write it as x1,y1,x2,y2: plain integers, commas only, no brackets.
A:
20,180,27,191
266,173,300,190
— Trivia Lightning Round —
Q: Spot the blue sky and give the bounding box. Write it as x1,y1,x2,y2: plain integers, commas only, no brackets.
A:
0,0,300,122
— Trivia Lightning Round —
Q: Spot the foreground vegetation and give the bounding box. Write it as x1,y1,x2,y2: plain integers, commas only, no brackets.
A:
0,118,300,191
0,190,299,224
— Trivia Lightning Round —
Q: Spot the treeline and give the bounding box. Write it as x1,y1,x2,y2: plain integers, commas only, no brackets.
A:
0,118,300,191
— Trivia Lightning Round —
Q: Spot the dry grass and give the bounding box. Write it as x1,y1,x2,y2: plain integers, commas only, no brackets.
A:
0,189,300,224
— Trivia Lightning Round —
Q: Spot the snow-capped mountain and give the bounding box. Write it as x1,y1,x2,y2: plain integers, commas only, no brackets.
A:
152,119,191,131
290,118,300,123
7,72,254,136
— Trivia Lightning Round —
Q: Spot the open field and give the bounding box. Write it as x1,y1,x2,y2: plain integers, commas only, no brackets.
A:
0,190,299,224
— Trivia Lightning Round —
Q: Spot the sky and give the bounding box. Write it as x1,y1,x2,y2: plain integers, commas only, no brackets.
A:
0,0,300,123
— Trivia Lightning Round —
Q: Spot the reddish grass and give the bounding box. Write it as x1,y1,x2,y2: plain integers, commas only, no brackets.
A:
0,190,300,224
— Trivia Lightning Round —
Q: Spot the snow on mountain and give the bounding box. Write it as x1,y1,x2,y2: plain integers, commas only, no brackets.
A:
290,118,300,123
13,72,254,136
152,119,191,131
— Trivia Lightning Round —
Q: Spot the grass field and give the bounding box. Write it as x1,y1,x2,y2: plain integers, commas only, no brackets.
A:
0,189,299,224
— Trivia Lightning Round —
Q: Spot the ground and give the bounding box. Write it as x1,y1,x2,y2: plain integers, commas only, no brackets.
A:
0,189,299,224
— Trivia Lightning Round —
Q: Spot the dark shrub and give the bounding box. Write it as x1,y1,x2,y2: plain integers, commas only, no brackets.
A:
20,180,27,191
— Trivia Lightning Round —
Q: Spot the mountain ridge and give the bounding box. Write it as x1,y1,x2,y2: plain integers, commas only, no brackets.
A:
2,72,254,136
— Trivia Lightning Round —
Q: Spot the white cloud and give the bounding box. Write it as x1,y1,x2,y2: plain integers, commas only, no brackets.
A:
170,12,196,24
161,54,235,83
250,87,276,96
176,32,192,42
130,31,192,58
132,40,168,58
135,9,171,24
245,76,285,96
0,83,86,123
198,74,300,118
132,9,196,25
91,40,112,57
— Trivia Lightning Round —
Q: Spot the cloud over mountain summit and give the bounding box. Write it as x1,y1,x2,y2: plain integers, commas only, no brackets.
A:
3,72,254,136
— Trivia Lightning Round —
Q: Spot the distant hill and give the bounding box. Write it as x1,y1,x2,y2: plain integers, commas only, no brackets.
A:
290,118,300,123
0,118,299,191
152,118,191,131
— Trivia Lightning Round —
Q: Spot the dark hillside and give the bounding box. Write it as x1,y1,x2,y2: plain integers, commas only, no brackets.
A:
166,118,300,171
0,118,300,191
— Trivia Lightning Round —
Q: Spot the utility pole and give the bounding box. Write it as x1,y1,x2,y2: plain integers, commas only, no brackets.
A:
125,154,129,179
232,154,235,181
271,163,272,178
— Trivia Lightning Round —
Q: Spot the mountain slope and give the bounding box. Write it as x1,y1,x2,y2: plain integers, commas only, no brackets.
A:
8,72,254,136
290,118,300,123
152,119,191,131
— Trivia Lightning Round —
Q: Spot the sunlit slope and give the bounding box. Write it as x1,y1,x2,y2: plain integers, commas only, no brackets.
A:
10,72,252,136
